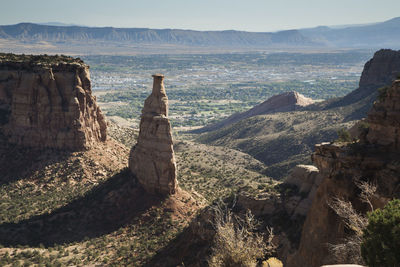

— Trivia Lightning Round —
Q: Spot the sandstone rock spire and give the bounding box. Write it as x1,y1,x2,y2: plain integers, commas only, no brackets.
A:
129,74,178,195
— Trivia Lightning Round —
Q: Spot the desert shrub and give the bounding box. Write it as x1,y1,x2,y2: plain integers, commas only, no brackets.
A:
377,86,390,102
327,180,376,264
336,128,352,142
327,197,368,264
208,204,275,267
361,199,400,267
357,121,369,137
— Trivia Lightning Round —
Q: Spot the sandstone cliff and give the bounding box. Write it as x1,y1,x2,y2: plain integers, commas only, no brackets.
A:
0,54,107,150
326,49,400,114
129,74,178,195
287,79,400,267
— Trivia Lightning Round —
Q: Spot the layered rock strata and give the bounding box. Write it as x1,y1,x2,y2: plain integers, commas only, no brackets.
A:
0,54,106,150
359,49,400,89
129,74,178,195
366,79,400,149
287,79,400,267
325,49,400,111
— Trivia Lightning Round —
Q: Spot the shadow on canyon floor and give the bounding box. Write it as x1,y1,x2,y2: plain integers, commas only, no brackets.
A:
0,168,164,246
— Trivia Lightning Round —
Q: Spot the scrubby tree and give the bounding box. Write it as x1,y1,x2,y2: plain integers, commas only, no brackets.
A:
361,199,400,267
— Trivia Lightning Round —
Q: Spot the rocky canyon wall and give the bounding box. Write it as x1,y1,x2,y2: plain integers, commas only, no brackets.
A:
287,79,400,267
359,49,400,89
0,54,107,150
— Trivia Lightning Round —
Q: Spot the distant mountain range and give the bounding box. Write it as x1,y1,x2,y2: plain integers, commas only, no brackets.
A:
299,17,400,48
0,17,399,51
0,23,315,48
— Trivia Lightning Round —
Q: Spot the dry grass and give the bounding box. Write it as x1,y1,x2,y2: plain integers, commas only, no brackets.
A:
327,180,377,264
208,203,275,267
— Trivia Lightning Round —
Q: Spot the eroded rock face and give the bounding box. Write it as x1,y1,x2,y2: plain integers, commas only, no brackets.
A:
325,49,400,112
287,80,400,267
366,79,400,148
129,74,177,195
283,165,324,217
359,49,400,89
0,55,107,150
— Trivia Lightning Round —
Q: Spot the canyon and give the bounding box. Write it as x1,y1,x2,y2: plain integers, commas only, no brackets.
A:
287,78,400,266
0,50,399,266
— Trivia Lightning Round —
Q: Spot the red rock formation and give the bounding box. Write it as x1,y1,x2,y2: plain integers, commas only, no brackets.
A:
283,165,324,217
287,80,400,267
129,74,178,195
366,79,400,149
325,49,400,112
0,55,106,150
359,49,400,89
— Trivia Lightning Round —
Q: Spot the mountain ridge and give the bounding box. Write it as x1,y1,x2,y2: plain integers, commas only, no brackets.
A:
0,23,317,47
0,17,399,50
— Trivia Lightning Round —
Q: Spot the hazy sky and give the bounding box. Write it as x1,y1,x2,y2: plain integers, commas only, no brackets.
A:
2,0,400,32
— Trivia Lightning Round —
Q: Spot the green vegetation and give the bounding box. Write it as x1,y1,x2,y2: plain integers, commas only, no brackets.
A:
0,53,83,65
0,164,194,266
84,51,370,72
377,86,390,102
0,122,278,266
97,79,358,128
174,141,277,201
88,51,368,129
336,128,352,142
197,109,355,179
361,199,400,267
357,121,370,133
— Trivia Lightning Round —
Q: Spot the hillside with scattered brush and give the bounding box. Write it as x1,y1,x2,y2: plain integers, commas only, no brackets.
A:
0,55,281,266
196,49,400,179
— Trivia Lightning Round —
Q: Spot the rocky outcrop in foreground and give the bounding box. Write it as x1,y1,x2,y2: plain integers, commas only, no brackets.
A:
0,54,107,150
287,79,400,267
283,165,324,217
129,74,178,195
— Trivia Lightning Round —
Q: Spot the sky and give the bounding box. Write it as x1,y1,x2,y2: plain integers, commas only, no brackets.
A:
1,0,400,32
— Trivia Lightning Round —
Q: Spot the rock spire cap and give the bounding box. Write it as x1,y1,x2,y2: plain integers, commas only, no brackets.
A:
152,74,166,95
152,73,164,78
